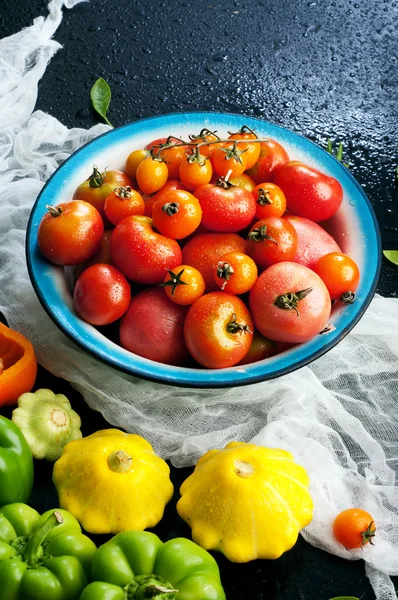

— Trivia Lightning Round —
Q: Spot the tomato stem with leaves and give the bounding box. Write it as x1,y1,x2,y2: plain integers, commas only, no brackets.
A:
45,204,63,218
88,166,105,188
361,521,376,547
227,124,257,136
115,186,132,199
340,290,355,304
160,269,189,296
274,287,313,317
257,188,272,205
247,224,279,245
226,313,252,334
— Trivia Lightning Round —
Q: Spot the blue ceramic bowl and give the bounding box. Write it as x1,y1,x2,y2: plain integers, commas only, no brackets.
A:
26,112,381,387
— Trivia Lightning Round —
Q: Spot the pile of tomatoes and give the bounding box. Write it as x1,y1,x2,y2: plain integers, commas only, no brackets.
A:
37,126,360,369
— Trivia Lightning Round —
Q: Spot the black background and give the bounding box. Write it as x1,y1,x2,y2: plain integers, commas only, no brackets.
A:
1,0,398,598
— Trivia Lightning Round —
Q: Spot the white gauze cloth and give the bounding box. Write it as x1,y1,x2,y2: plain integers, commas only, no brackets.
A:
0,2,397,598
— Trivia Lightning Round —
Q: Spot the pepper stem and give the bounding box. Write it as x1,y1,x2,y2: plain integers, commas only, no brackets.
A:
125,574,178,600
107,450,133,473
22,511,63,566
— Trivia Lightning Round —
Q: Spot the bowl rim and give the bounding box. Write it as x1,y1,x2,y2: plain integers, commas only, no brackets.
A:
26,111,382,388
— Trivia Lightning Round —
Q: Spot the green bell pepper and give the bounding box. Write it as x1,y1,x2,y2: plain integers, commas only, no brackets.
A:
0,416,34,506
0,503,97,600
80,531,226,600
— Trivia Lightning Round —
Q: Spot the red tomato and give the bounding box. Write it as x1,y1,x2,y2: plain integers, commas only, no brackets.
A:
136,156,168,194
162,265,206,305
73,167,132,222
284,215,341,269
237,331,278,365
111,215,182,285
246,139,290,183
333,508,376,549
249,262,331,343
74,229,113,281
179,153,213,191
213,252,258,294
73,264,131,326
247,217,298,268
182,232,247,291
273,161,343,222
104,186,144,225
194,181,256,233
38,201,104,266
252,182,287,220
313,252,360,301
152,189,202,239
211,143,247,178
120,287,189,366
228,128,261,170
184,292,254,368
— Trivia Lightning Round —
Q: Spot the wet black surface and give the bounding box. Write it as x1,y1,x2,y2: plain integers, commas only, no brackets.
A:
1,0,398,598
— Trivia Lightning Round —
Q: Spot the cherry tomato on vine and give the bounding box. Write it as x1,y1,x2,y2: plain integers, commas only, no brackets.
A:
136,156,168,194
38,200,104,266
179,152,213,191
273,161,343,222
246,139,290,184
229,172,257,192
237,331,278,365
152,189,202,239
104,186,144,225
333,508,376,549
111,215,182,285
249,262,331,343
228,127,261,170
247,217,298,268
189,129,220,157
184,292,254,368
213,251,258,294
125,149,148,179
182,232,247,291
73,264,131,326
146,136,187,178
194,180,256,233
161,265,206,305
211,143,247,178
73,167,132,222
312,252,360,302
252,182,287,220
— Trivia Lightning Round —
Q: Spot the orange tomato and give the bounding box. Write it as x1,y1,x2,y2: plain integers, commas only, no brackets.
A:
73,167,132,222
136,156,168,194
142,180,187,218
162,265,206,305
237,331,278,365
213,251,258,294
104,186,144,225
229,173,257,192
125,148,148,179
152,189,202,240
252,182,287,220
246,139,290,184
211,143,247,178
0,322,37,406
313,252,360,302
228,128,261,170
333,508,376,549
179,153,213,191
189,129,220,157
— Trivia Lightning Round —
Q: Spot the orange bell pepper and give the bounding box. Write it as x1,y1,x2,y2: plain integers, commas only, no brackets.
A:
0,322,37,406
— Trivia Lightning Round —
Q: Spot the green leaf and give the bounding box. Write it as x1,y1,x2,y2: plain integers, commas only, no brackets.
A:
326,139,348,168
90,77,113,126
383,250,398,265
329,597,359,600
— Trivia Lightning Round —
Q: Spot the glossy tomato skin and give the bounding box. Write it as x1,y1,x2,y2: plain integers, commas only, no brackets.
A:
184,292,254,368
246,139,290,184
211,144,247,178
182,232,247,291
228,131,261,170
120,287,189,366
237,331,278,365
313,252,360,300
229,173,257,192
73,229,113,281
333,509,376,549
38,200,104,266
125,149,148,179
111,215,182,285
274,161,343,222
252,182,287,220
285,215,341,269
73,264,131,326
136,157,168,194
142,180,187,218
247,217,298,268
179,156,213,191
213,251,258,294
73,169,132,222
104,187,144,225
162,264,205,305
249,262,331,343
152,189,202,239
194,183,256,232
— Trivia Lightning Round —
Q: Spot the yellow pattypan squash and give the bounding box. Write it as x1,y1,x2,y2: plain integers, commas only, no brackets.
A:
53,429,173,534
177,441,313,563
